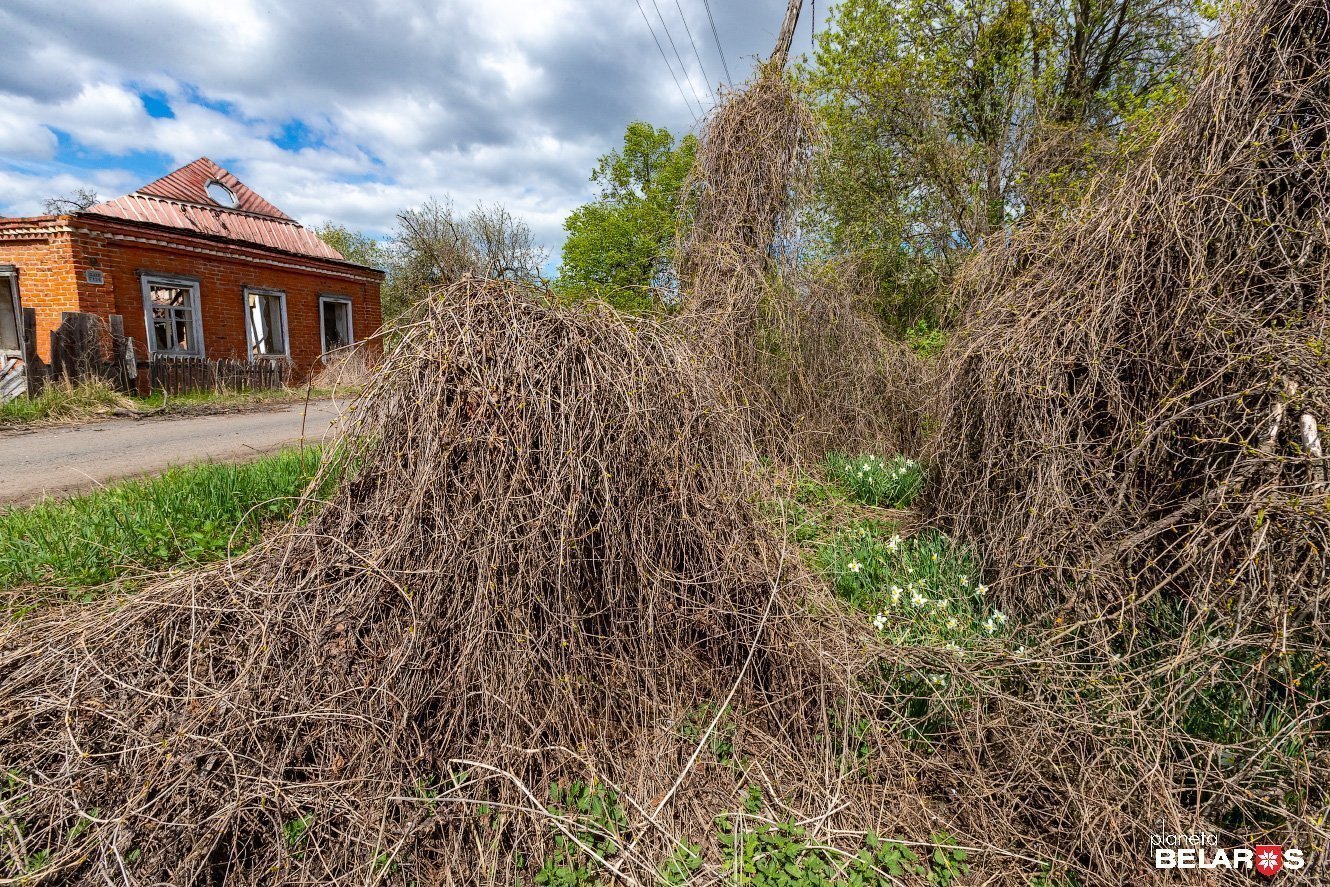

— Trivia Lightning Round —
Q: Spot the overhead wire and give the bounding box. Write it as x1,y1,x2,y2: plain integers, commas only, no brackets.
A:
698,0,733,87
673,0,716,102
649,0,708,116
634,0,700,123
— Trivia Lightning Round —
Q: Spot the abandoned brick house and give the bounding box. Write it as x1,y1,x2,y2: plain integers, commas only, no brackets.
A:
0,157,383,395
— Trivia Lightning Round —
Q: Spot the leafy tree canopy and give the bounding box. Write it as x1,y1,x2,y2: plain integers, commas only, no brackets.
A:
805,0,1204,325
313,222,387,270
557,122,697,311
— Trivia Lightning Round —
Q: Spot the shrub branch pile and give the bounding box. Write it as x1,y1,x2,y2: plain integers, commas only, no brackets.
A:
1,279,1220,886
0,281,945,884
677,66,918,456
930,0,1330,851
12,11,1328,880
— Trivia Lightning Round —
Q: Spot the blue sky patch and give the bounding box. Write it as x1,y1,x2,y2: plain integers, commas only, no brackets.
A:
139,91,175,119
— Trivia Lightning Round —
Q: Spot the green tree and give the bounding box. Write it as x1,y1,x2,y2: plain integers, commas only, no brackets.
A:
557,122,697,311
806,0,1201,325
314,222,418,324
313,222,386,270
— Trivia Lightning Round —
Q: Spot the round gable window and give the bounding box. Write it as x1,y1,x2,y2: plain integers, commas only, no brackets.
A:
205,180,238,208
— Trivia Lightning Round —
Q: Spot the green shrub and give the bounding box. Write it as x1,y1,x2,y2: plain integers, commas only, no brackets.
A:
905,319,947,359
535,780,630,886
717,819,969,886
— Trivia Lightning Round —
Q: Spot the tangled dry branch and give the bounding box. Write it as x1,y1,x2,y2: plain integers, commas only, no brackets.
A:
930,0,1330,853
676,65,918,457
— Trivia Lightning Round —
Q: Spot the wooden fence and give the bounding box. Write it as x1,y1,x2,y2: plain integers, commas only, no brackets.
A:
46,312,137,393
148,355,287,396
7,309,288,400
13,310,136,397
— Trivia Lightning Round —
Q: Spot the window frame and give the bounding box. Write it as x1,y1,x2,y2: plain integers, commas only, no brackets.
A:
139,273,205,358
317,294,355,356
242,286,290,360
0,266,21,355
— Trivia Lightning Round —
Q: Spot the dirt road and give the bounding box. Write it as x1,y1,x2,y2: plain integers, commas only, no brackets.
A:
0,400,344,505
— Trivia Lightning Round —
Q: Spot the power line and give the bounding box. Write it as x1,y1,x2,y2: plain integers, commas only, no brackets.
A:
634,0,699,123
698,0,733,88
649,0,707,115
673,0,715,102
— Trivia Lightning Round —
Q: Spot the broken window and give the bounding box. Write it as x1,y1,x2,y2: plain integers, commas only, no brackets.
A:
141,276,202,356
245,288,287,358
319,296,353,355
0,274,19,353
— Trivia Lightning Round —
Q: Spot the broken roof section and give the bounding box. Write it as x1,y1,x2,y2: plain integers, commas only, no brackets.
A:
87,157,346,263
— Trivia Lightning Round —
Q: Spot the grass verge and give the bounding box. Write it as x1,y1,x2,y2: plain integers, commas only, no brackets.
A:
0,380,340,428
0,447,323,596
0,379,131,425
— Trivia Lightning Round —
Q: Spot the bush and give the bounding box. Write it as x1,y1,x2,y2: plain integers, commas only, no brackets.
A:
904,318,947,359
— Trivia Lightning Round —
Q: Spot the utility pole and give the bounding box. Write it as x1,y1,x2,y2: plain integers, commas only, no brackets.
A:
770,0,804,69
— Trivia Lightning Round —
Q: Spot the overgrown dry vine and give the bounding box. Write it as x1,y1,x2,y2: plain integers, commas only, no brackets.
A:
930,0,1330,859
2,1,1329,884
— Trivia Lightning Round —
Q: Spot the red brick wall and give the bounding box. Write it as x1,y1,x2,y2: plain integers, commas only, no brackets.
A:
0,221,82,362
2,216,382,383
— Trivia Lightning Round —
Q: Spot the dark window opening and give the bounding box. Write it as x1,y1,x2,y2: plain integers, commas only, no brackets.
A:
320,298,352,354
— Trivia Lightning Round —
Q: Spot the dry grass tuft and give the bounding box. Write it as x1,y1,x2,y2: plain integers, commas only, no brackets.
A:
309,344,377,394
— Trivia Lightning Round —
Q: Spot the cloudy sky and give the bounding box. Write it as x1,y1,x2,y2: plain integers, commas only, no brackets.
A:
0,0,817,262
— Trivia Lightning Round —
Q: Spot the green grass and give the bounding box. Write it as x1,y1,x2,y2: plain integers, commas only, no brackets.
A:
0,447,323,592
781,455,1002,648
825,453,924,508
1,380,333,427
820,520,1003,647
530,771,971,887
133,386,332,413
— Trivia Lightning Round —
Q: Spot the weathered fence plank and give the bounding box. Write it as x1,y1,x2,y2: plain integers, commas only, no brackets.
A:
20,307,43,396
148,355,288,395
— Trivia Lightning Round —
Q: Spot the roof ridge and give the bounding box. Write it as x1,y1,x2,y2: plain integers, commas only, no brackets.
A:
80,157,345,262
129,157,293,221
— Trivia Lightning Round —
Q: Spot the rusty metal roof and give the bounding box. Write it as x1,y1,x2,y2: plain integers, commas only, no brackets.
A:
86,158,347,262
